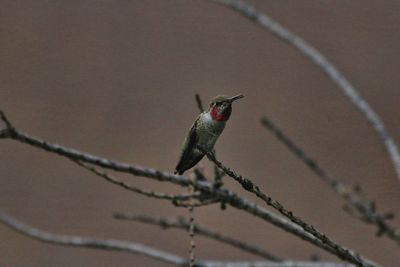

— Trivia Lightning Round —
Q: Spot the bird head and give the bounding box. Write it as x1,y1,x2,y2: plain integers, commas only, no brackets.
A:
208,94,244,122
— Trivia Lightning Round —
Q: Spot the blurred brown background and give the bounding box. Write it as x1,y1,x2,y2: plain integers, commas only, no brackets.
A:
1,1,399,266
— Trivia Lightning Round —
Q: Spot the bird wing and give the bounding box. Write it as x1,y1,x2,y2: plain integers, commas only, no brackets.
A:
175,116,203,175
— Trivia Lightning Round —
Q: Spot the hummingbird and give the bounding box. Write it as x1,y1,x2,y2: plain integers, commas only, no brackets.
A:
174,94,244,175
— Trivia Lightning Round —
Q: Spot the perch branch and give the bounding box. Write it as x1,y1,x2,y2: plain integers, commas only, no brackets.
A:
260,117,399,244
0,212,355,267
203,149,379,267
210,0,400,183
114,213,283,261
0,110,380,267
0,111,192,187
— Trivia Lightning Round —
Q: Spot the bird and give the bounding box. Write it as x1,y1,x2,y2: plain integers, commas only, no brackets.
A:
174,94,244,175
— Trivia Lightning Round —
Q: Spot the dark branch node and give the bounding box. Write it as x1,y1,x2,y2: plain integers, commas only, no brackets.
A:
241,178,254,191
0,128,9,138
194,168,207,181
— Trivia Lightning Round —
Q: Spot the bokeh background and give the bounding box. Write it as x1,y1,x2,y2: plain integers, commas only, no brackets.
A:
1,1,399,266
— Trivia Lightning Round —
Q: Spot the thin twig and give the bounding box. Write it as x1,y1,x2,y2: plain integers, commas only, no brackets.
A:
260,117,399,244
74,160,197,201
203,149,379,267
189,205,196,267
196,93,205,113
0,212,354,267
188,184,197,267
213,163,225,189
0,111,381,267
114,213,283,261
0,110,14,139
210,0,400,183
0,109,14,131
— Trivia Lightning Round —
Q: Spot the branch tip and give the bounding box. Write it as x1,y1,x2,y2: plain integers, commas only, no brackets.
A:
195,94,204,113
0,109,14,130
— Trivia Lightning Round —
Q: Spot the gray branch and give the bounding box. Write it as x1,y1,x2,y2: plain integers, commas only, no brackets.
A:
211,0,400,183
0,110,192,188
114,213,283,261
196,93,205,113
201,262,354,267
0,111,381,267
260,117,399,244
74,160,198,201
204,150,380,267
0,211,187,266
0,212,354,267
172,196,221,208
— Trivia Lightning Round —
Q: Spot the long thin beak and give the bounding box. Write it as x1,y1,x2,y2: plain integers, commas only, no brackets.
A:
228,94,244,103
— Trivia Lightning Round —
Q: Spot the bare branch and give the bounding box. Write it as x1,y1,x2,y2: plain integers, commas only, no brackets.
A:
173,198,220,208
196,93,205,113
0,110,15,139
188,205,196,267
187,183,197,267
260,117,400,244
74,160,197,201
0,211,187,266
114,213,283,261
0,212,355,267
200,262,355,267
210,0,400,183
0,123,192,187
0,109,14,130
0,112,380,267
203,150,380,267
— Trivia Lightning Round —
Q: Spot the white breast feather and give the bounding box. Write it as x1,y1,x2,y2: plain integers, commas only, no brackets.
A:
203,112,217,127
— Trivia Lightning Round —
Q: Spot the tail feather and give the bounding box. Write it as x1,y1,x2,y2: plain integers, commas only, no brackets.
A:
175,154,205,176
